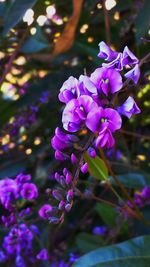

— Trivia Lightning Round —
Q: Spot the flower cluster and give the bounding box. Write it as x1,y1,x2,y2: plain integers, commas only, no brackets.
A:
0,173,38,227
0,173,50,266
38,41,141,223
0,90,50,153
128,187,150,209
0,223,49,266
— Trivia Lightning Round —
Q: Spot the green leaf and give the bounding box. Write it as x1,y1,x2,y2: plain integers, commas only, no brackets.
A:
76,233,105,253
73,235,150,267
84,153,108,181
2,0,37,35
110,173,150,189
21,26,49,53
135,0,150,43
95,203,117,227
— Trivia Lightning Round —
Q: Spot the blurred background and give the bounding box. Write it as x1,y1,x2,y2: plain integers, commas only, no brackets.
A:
0,0,149,181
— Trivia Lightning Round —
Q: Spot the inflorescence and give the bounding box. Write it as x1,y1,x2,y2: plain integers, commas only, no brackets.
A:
38,41,141,224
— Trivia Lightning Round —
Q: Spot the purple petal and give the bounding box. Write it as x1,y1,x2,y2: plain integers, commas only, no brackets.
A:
98,41,118,61
122,46,139,66
124,64,140,84
117,96,141,119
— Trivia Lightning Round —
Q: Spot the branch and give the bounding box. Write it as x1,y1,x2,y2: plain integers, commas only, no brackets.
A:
29,0,84,63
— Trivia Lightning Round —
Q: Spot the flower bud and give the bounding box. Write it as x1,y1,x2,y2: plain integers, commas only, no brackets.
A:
81,162,88,174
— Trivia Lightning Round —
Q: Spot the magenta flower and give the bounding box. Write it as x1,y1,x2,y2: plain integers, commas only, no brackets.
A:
20,183,38,200
124,64,140,84
86,107,122,133
58,76,80,103
62,95,98,132
98,41,118,61
117,96,141,118
39,204,53,219
95,128,115,148
122,46,139,66
90,67,122,96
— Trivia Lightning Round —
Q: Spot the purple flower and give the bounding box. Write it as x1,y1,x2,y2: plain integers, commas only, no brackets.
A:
58,76,80,103
122,46,139,66
36,249,49,260
102,52,123,71
90,67,123,96
117,96,141,119
55,150,69,161
62,95,98,132
95,128,115,148
51,127,78,151
92,226,107,235
3,224,33,255
124,64,140,84
1,213,16,227
98,41,118,61
38,204,53,219
141,187,150,200
0,251,6,262
81,162,88,174
88,147,96,158
79,75,98,96
16,255,26,267
15,173,31,190
86,107,122,133
20,183,38,200
0,178,19,209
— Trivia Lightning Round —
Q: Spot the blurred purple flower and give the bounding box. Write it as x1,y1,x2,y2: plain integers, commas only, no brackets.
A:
39,204,53,219
20,183,38,200
36,249,49,260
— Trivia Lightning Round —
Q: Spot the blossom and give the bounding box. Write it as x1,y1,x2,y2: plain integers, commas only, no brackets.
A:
86,107,122,133
124,64,140,84
79,75,97,96
0,178,19,209
20,183,38,200
62,95,98,132
81,163,88,174
92,225,107,235
117,96,141,118
98,41,118,61
95,128,115,148
58,76,80,103
36,249,49,260
90,67,123,96
88,147,96,158
51,127,78,151
122,46,139,66
39,204,53,219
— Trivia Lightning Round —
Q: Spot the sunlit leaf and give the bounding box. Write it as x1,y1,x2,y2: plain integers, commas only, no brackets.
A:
73,235,150,267
84,153,108,181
